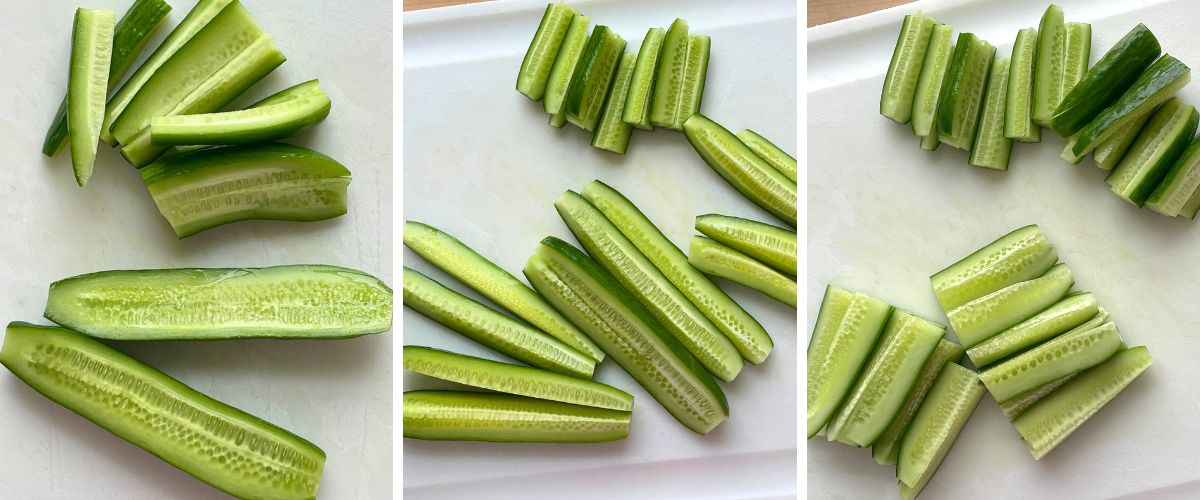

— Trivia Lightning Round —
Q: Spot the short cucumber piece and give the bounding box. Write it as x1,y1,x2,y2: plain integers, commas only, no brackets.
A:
896,363,984,496
141,143,351,238
549,110,568,128
582,182,773,364
565,25,626,131
912,23,954,138
1182,183,1200,219
1061,132,1086,164
1013,346,1152,459
556,191,743,381
1061,22,1091,96
998,373,1076,420
67,9,116,187
980,321,1123,403
1031,5,1065,126
516,3,576,101
1093,109,1154,171
946,263,1074,348
683,113,798,226
695,213,796,276
807,286,893,437
1147,135,1200,216
622,27,665,130
403,390,630,443
403,221,602,361
1071,54,1191,158
920,129,941,150
930,224,1057,312
675,34,710,128
872,340,964,465
46,264,392,340
1050,24,1161,137
737,129,797,183
689,236,797,307
881,13,936,124
1006,28,1041,142
149,80,331,146
591,51,636,154
524,237,729,434
1106,97,1198,206
649,18,688,130
0,322,325,498
543,14,590,117
969,57,1013,170
936,33,995,150
966,292,1099,368
404,267,594,379
825,311,945,447
402,346,631,411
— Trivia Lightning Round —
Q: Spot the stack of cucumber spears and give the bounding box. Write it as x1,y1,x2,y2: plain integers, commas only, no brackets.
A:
882,4,1200,219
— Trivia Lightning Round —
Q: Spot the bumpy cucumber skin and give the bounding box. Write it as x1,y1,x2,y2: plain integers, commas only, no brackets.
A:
880,14,936,124
980,322,1122,403
689,237,797,307
623,27,666,130
966,292,1099,368
872,339,964,465
999,373,1076,420
592,51,637,154
0,322,326,499
1072,54,1190,158
565,26,626,131
516,4,575,101
1006,28,1041,143
683,113,798,226
807,287,892,438
931,224,1057,312
1061,23,1091,96
936,33,994,149
1147,135,1200,215
543,14,590,117
947,263,1073,348
649,18,689,130
1031,4,1065,127
149,80,331,146
737,129,797,183
969,57,1013,170
67,9,116,187
1050,24,1160,137
695,213,797,276
403,391,630,443
896,363,984,494
912,24,954,138
1108,98,1199,206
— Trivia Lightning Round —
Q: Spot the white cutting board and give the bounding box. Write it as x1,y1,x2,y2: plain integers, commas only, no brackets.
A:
809,0,1200,498
0,1,392,498
403,0,797,498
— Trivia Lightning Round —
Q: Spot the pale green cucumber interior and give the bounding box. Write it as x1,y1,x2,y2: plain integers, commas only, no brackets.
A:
930,224,1056,312
1147,137,1200,215
67,9,116,187
737,129,798,183
516,4,575,100
149,92,332,146
880,14,935,124
969,56,1012,170
622,27,666,130
872,339,964,465
966,292,1099,368
682,113,798,226
998,373,1076,420
675,34,710,128
1094,110,1153,171
592,51,637,154
947,263,1073,348
912,24,954,137
806,287,891,437
936,34,994,149
1062,22,1091,95
403,390,631,443
980,322,1123,402
1107,98,1198,205
565,26,626,131
1005,28,1040,142
649,18,688,129
896,363,984,489
1031,4,1065,126
689,236,797,307
696,213,797,276
543,14,590,116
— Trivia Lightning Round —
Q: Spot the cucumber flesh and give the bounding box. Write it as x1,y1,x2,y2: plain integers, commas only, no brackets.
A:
565,25,626,131
67,9,116,187
1182,183,1200,219
999,373,1076,420
649,18,688,130
980,322,1123,403
591,51,636,154
1147,135,1200,216
1006,28,1041,142
920,130,940,150
896,363,985,495
872,340,964,465
912,24,954,138
1071,54,1191,158
675,35,710,128
1061,23,1091,97
689,236,797,307
969,57,1013,170
1093,109,1154,171
149,81,331,146
683,113,798,226
946,263,1074,348
622,27,665,130
403,390,630,443
937,33,995,149
1050,24,1161,137
0,322,325,498
807,286,893,437
695,213,797,276
1031,5,1065,126
966,292,1099,368
543,14,590,117
1106,97,1198,206
930,224,1057,312
1061,132,1086,164
881,13,936,124
737,129,797,183
516,3,576,101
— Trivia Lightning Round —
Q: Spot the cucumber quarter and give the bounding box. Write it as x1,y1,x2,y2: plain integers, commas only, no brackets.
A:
689,236,797,307
1031,4,1065,126
683,113,798,226
649,18,689,130
675,34,711,129
980,322,1123,403
966,292,1099,368
1106,97,1198,207
880,13,936,124
896,363,984,498
591,51,637,154
936,32,994,150
912,23,954,138
403,391,631,443
565,25,626,131
737,129,798,183
930,224,1057,312
969,57,1013,170
543,13,590,117
516,3,576,101
695,213,797,276
872,339,964,465
1006,28,1041,143
807,286,893,437
946,263,1074,348
149,80,332,146
623,27,666,130
67,9,116,187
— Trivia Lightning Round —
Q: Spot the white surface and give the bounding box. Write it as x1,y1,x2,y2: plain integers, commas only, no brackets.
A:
0,1,392,498
403,0,797,498
808,0,1200,498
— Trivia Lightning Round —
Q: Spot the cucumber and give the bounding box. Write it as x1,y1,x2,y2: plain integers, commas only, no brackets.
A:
980,322,1122,403
516,3,576,101
1181,183,1200,219
45,264,392,340
0,322,325,498
524,237,729,434
403,391,630,443
543,14,590,118
683,113,798,226
920,129,941,151
969,57,1013,170
737,129,797,183
403,221,603,361
675,35,710,128
565,25,626,131
140,143,350,238
1106,97,1198,206
998,373,1076,420
1031,5,1065,126
880,13,936,124
66,9,116,187
649,18,688,130
825,311,945,447
591,51,636,154
966,292,1099,368
402,346,631,411
930,224,1057,312
896,363,984,497
1013,346,1152,459
622,27,665,130
1049,24,1161,137
695,214,796,276
936,33,995,150
1061,23,1091,96
43,0,171,157
1093,109,1154,171
689,236,797,307
912,23,954,138
1006,28,1041,142
807,286,892,437
581,182,773,364
872,340,964,465
148,80,331,146
556,191,743,381
946,263,1074,348
1070,54,1190,158
1147,135,1200,216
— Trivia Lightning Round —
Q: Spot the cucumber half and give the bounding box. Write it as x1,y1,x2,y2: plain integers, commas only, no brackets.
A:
980,321,1122,403
737,129,798,183
591,51,637,154
969,57,1013,170
807,286,893,437
912,23,954,138
1006,28,1041,143
695,213,797,276
149,80,332,146
622,27,665,130
565,25,626,131
896,363,984,498
872,339,964,465
675,35,710,128
1049,23,1161,137
689,236,797,307
67,9,116,187
649,18,688,130
683,113,798,226
966,292,1099,368
403,390,630,443
1147,134,1200,216
930,224,1057,312
543,14,590,118
947,263,1074,349
1106,97,1198,207
937,32,994,150
880,13,936,124
1070,54,1190,158
1031,4,1065,126
516,3,576,101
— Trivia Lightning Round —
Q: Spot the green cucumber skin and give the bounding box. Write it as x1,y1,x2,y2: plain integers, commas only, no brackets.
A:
1106,98,1198,206
1050,24,1161,137
403,391,630,443
1147,135,1200,215
591,51,637,154
675,35,711,129
695,213,797,276
1061,23,1091,96
1072,54,1191,157
912,24,954,138
969,57,1013,170
1006,28,1041,142
999,373,1076,420
524,237,729,435
980,322,1123,403
966,292,1099,368
67,9,116,187
896,363,984,494
683,113,798,226
149,81,332,146
1093,109,1154,171
0,322,326,498
737,129,798,183
623,28,666,130
402,346,632,411
807,286,893,438
689,236,797,307
930,224,1057,312
1031,4,1065,126
543,14,590,116
1013,346,1152,459
880,14,936,124
516,3,576,101
872,339,964,465
649,18,689,130
565,26,626,131
946,263,1074,348
936,33,995,149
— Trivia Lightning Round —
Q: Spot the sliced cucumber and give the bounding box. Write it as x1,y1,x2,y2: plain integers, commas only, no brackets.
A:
524,237,728,434
516,3,576,101
946,263,1074,348
565,25,626,131
1031,4,1065,126
896,363,984,497
543,14,590,118
1006,28,1041,142
737,129,797,183
689,236,797,307
1013,346,1152,459
148,80,331,146
807,286,892,437
1093,109,1154,171
1182,184,1200,219
695,214,796,276
912,23,954,138
683,113,797,226
998,373,1076,420
675,35,710,128
966,292,1099,368
403,390,630,443
920,129,941,151
1147,135,1200,216
1061,132,1086,164
0,322,325,498
1061,22,1091,96
881,13,936,124
67,9,116,187
1071,54,1190,158
622,27,665,130
1050,24,1161,137
930,224,1057,312
1106,97,1198,206
969,57,1013,170
649,18,688,130
591,51,636,154
872,340,964,465
980,322,1122,403
937,33,995,150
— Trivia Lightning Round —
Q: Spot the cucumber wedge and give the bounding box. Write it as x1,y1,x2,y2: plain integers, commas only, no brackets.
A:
737,129,797,183
403,220,602,361
140,143,351,238
980,322,1122,403
1071,54,1191,158
403,391,630,443
872,340,964,465
695,214,796,276
649,18,688,130
0,322,325,498
592,51,636,154
1031,5,1065,126
807,286,893,437
516,3,576,101
966,292,1099,368
1106,97,1198,206
1050,24,1161,137
683,113,797,226
897,363,984,499
1093,109,1154,171
1006,28,1041,142
67,9,116,187
524,237,729,434
920,129,941,150
566,25,626,131
930,224,1057,312
543,14,590,118
936,33,995,150
1061,22,1091,96
675,35,710,128
880,13,936,124
1147,135,1200,216
149,80,331,146
623,27,665,130
689,236,797,307
1013,346,1152,459
946,263,1074,348
402,346,631,411
998,373,1076,420
969,57,1013,170
912,23,954,138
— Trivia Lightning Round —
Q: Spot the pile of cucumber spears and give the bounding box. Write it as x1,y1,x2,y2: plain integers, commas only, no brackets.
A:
402,3,797,442
4,1,393,499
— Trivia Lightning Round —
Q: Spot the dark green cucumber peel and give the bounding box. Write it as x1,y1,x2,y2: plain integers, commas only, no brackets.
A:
979,322,1123,403
737,130,798,183
565,25,626,131
1061,22,1091,97
683,113,797,226
912,23,954,138
966,292,1100,368
807,286,893,437
946,263,1074,349
0,322,325,498
880,13,936,124
623,27,666,130
1006,28,1041,143
1031,4,1065,127
930,224,1057,312
872,339,964,465
999,373,1076,420
695,213,796,276
896,363,985,500
1106,97,1198,206
1147,134,1200,216
649,18,688,130
592,51,637,154
544,13,590,123
1093,110,1154,171
936,33,995,150
675,35,711,129
516,3,576,101
149,80,332,146
67,9,116,187
1050,24,1161,137
403,390,630,443
1071,54,1191,158
969,57,1013,170
689,236,797,307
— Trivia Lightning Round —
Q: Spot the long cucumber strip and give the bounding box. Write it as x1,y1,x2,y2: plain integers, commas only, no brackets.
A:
543,14,590,118
689,237,797,307
966,292,1100,368
623,27,665,130
969,57,1013,170
930,224,1057,312
897,363,984,499
737,129,797,183
403,391,630,443
872,340,964,465
1050,24,1161,137
67,9,116,187
912,24,954,138
582,182,773,364
591,51,636,154
404,267,594,379
683,113,797,226
1006,28,1041,142
936,33,995,149
0,322,325,498
695,214,796,276
524,237,728,435
807,286,892,437
946,263,1074,348
565,25,626,131
649,18,688,129
403,221,602,361
675,35,710,128
999,373,1076,420
402,346,631,411
1061,22,1091,97
516,3,576,101
1031,4,1065,126
1093,109,1154,171
1071,54,1191,158
980,322,1123,403
1147,135,1200,216
881,13,936,124
1107,97,1198,206
149,81,331,146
